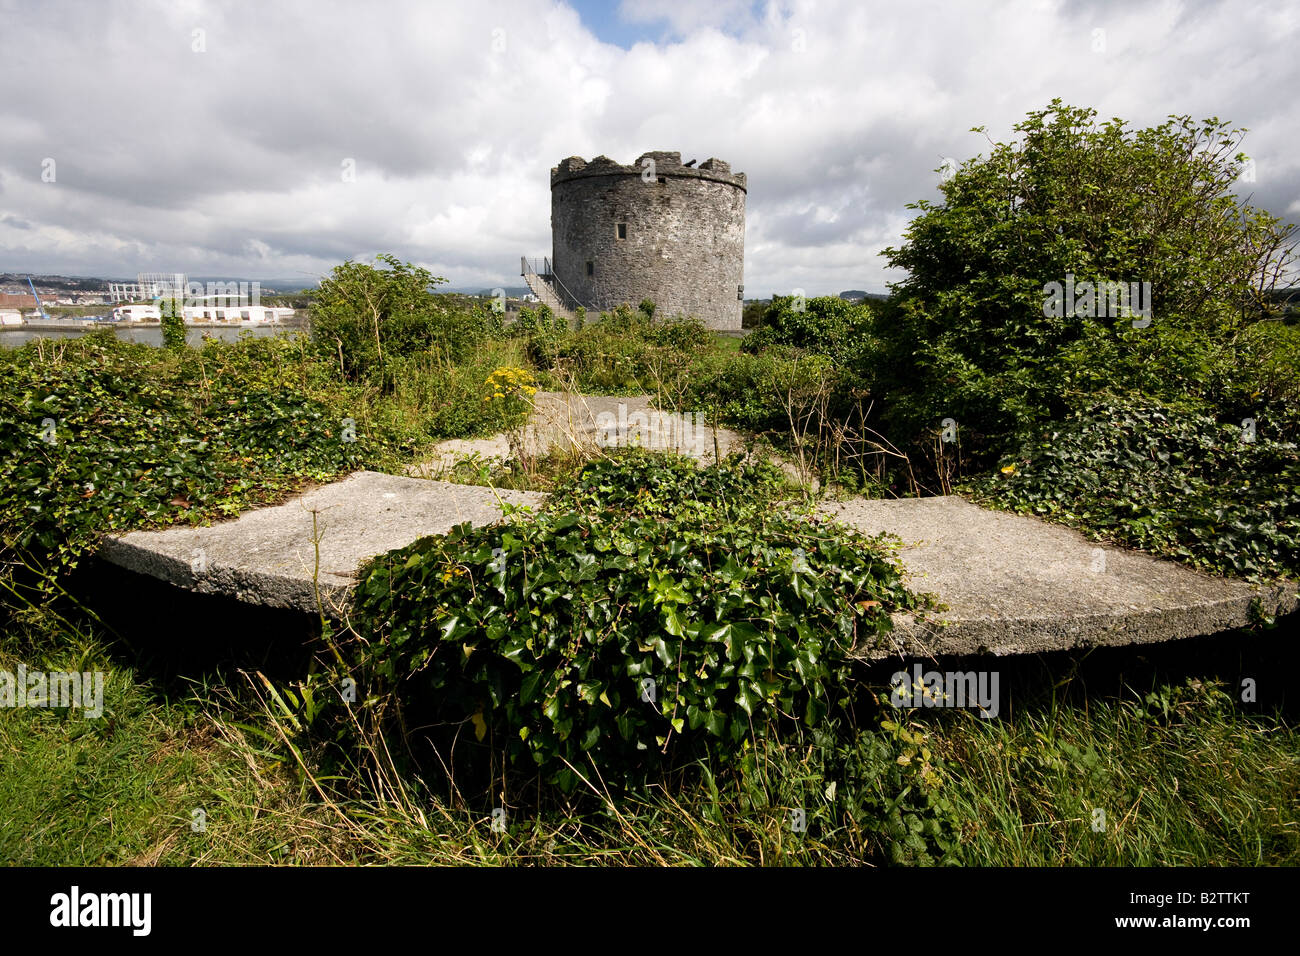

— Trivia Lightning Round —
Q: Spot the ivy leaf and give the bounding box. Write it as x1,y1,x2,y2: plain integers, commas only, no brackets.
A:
735,682,760,716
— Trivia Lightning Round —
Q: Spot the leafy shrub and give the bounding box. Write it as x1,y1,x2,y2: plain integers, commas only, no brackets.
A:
509,305,569,368
514,302,715,394
554,328,652,393
639,314,713,352
545,449,787,517
875,101,1296,463
967,397,1300,579
715,716,962,865
159,297,186,351
311,254,503,387
592,302,652,335
684,346,840,434
743,295,877,365
864,717,962,864
741,299,767,329
1226,320,1300,427
0,334,375,595
354,454,922,792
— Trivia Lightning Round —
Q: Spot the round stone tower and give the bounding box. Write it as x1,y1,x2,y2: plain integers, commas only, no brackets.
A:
549,151,746,331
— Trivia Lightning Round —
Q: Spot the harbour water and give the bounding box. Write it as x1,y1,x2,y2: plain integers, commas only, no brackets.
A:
0,324,301,348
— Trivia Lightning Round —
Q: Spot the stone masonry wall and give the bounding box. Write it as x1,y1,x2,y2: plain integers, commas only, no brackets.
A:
550,151,746,331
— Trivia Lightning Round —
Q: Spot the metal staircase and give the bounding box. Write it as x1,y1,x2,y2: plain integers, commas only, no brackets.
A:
520,257,583,321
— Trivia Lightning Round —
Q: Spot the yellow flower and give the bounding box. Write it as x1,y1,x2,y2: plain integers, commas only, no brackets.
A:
1001,464,1017,475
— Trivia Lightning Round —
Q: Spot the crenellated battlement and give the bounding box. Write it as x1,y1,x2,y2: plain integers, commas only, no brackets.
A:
550,151,746,191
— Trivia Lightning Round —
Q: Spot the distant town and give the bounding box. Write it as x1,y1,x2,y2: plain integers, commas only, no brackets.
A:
0,270,894,332
0,272,319,329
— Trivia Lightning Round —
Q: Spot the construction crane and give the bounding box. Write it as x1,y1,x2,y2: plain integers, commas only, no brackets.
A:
26,276,49,320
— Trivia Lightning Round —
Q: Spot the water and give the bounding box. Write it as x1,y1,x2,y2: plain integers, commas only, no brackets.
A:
0,324,303,348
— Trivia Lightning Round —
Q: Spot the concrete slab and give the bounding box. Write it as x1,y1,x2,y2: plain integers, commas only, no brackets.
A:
97,469,1295,659
98,471,544,616
821,496,1298,660
408,391,787,477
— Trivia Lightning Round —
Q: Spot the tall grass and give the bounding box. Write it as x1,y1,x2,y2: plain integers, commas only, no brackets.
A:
4,600,1295,866
927,685,1299,865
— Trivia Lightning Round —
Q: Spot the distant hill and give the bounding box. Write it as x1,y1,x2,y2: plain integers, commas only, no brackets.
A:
188,276,319,293
446,286,531,297
2,273,322,293
0,273,108,292
839,290,888,301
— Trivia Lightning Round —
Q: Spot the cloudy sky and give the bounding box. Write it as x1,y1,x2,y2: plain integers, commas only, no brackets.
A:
1,0,1297,294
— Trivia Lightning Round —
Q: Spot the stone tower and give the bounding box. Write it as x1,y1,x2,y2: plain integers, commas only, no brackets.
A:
545,151,746,331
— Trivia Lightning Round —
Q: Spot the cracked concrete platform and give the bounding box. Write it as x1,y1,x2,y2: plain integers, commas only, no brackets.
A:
98,471,544,616
97,475,1296,658
820,496,1298,660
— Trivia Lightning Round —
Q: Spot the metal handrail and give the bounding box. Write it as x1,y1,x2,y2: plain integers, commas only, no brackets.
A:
520,256,586,313
543,258,586,313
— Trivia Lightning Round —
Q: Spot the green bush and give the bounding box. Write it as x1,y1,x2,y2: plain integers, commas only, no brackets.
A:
875,101,1296,464
509,304,569,368
353,453,923,792
709,715,961,866
564,328,664,393
743,295,877,366
592,302,651,335
194,331,336,393
0,334,374,595
639,314,713,352
967,397,1300,580
741,299,767,329
310,255,503,387
379,343,533,441
159,297,186,351
1226,320,1300,425
515,303,713,395
545,449,787,516
684,345,840,434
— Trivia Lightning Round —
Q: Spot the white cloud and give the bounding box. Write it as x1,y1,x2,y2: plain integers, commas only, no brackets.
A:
0,0,1296,294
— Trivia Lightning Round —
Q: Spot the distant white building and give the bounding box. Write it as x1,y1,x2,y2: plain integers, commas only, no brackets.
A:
112,305,162,322
110,301,294,324
182,303,293,324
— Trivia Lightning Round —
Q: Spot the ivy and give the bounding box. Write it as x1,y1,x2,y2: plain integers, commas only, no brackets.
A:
967,397,1300,580
354,453,927,792
0,334,374,598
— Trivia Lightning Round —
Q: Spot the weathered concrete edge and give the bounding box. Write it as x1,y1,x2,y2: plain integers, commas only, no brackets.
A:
97,535,355,615
852,581,1299,660
95,477,1300,655
94,471,546,617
